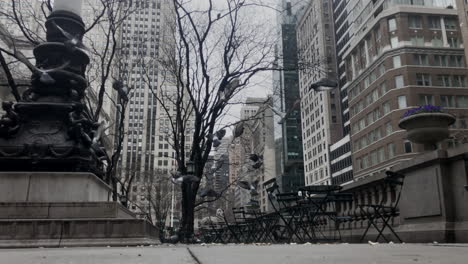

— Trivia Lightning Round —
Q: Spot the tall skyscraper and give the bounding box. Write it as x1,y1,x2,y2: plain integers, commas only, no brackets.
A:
117,0,192,217
297,0,343,186
328,0,356,185
272,0,307,192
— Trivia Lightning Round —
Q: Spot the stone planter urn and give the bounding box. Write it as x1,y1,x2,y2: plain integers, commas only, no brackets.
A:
399,112,456,150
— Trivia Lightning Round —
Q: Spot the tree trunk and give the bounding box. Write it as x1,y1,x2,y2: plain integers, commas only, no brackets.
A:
179,181,198,243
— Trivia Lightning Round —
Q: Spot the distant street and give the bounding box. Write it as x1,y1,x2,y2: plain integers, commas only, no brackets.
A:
1,244,467,264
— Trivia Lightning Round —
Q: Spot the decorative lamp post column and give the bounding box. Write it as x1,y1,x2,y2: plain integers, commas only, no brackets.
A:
0,0,107,179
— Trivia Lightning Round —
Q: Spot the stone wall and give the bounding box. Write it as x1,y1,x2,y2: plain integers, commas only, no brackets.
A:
334,145,468,243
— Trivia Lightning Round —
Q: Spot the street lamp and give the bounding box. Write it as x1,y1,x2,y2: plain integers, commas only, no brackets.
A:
0,0,106,178
186,160,195,175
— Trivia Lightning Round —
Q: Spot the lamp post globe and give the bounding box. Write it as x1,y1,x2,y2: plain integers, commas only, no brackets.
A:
186,160,195,174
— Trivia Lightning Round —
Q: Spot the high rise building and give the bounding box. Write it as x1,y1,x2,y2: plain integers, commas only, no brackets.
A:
297,0,343,186
117,0,192,218
231,98,263,208
343,0,468,179
272,0,307,192
328,0,357,185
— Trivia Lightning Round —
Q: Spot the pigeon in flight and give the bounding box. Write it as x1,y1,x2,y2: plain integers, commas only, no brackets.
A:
52,21,88,52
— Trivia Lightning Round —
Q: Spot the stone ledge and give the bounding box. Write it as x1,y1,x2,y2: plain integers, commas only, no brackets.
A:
0,218,160,248
0,237,160,248
0,202,135,219
0,172,112,202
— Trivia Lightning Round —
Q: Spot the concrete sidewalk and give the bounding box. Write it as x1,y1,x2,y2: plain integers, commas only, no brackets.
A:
0,244,467,264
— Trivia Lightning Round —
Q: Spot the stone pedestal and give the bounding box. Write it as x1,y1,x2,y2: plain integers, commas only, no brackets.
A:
0,172,112,202
0,172,160,248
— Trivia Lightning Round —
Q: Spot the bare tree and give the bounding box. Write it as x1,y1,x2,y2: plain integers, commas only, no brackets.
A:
141,0,283,242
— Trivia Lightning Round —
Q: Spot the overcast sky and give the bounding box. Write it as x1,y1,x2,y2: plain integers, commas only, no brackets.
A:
216,0,280,132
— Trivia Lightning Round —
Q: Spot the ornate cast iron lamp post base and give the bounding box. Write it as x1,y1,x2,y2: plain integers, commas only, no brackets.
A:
0,10,106,180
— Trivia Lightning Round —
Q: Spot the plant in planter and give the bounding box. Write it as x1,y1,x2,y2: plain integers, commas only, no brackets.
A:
398,105,456,150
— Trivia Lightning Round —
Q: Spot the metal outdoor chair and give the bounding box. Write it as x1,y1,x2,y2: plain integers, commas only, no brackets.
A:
263,179,308,243
298,185,353,242
359,171,405,243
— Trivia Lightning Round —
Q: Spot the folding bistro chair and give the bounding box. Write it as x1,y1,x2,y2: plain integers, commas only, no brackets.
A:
299,185,352,242
359,171,405,243
263,178,306,243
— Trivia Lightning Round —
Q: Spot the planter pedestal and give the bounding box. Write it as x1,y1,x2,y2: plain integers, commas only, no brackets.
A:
399,112,455,150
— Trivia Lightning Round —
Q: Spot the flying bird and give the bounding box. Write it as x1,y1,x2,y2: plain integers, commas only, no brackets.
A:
200,189,219,198
171,174,200,185
215,129,226,139
238,180,259,196
52,21,88,52
112,80,129,102
234,123,244,138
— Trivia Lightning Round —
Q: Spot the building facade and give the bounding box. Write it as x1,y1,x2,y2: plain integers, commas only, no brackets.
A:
297,0,343,186
272,0,307,192
343,0,468,179
116,0,192,220
328,0,357,185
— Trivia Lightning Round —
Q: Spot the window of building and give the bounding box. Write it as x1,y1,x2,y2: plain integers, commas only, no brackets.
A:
385,122,393,136
380,81,388,94
444,17,457,30
416,73,431,86
441,95,456,107
388,18,397,31
449,55,464,67
448,37,459,48
391,37,399,48
434,55,448,66
388,143,395,158
428,16,441,29
419,94,434,105
398,95,407,109
456,95,468,108
383,101,391,115
371,151,378,166
410,36,424,46
431,35,443,47
452,75,466,87
395,75,404,88
378,147,386,162
438,75,451,86
392,56,401,68
404,141,413,153
413,54,428,65
408,15,422,28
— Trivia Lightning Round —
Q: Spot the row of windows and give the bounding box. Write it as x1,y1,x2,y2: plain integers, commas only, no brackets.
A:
331,170,353,186
330,156,352,175
350,72,467,126
330,141,351,161
349,53,465,104
355,143,397,171
354,122,393,151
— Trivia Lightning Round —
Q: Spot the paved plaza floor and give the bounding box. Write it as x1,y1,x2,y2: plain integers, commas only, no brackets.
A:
0,243,467,264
